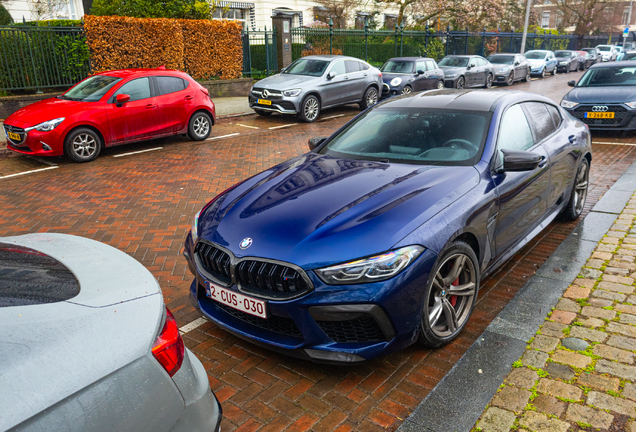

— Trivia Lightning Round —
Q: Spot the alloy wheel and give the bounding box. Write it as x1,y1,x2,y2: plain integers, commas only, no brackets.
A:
456,77,465,89
507,73,514,86
193,116,210,138
401,86,412,95
425,253,476,338
573,162,589,215
485,74,493,88
437,80,445,89
541,68,545,78
72,133,97,159
366,88,378,106
304,97,319,121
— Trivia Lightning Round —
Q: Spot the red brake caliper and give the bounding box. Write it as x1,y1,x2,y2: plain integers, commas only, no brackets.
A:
450,278,459,307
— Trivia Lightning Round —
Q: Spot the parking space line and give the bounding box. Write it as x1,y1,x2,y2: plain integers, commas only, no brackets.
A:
593,141,636,146
179,317,207,335
0,166,58,180
27,156,57,166
113,147,163,158
268,123,298,130
205,133,240,141
237,124,259,129
320,114,345,120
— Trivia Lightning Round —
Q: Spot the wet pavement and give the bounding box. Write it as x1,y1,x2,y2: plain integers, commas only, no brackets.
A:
2,70,636,431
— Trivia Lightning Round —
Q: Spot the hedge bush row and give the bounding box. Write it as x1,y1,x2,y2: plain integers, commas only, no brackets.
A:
84,15,242,80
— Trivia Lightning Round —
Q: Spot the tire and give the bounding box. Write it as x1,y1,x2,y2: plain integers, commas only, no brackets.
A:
561,158,589,221
455,76,465,89
484,73,493,89
540,68,546,78
401,85,413,95
255,109,272,116
522,69,531,82
506,72,514,86
437,80,445,90
359,86,379,110
418,240,479,348
298,94,320,122
565,65,570,74
188,111,212,141
552,66,557,76
64,127,101,163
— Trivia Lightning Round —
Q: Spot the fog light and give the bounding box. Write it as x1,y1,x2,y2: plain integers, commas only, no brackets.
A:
41,142,52,151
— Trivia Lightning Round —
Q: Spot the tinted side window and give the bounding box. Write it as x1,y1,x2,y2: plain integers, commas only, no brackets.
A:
346,61,361,73
114,77,151,102
330,61,346,76
545,104,562,129
416,61,427,72
156,76,185,96
523,102,556,142
425,60,436,70
497,104,535,163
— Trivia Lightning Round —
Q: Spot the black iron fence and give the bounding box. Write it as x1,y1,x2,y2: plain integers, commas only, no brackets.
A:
241,28,277,79
0,25,91,91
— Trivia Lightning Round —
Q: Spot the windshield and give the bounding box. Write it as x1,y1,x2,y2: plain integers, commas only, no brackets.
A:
487,55,515,65
62,75,121,102
439,57,469,67
317,108,489,166
577,66,636,87
381,60,414,74
283,59,329,76
582,49,595,54
624,52,636,60
525,51,547,60
555,51,570,58
598,46,611,52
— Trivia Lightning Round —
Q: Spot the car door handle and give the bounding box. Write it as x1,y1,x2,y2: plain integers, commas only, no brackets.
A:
185,95,194,101
538,156,547,168
145,104,156,109
568,135,577,144
363,73,368,76
344,76,349,80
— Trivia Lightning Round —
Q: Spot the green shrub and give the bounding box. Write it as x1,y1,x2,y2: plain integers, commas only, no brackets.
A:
90,0,210,19
0,4,12,25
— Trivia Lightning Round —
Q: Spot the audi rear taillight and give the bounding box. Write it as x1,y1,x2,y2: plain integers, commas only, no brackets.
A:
152,307,184,377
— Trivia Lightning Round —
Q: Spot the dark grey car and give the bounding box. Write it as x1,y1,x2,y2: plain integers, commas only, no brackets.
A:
582,48,601,65
380,57,444,98
487,53,531,85
439,55,495,89
555,50,580,73
248,55,382,122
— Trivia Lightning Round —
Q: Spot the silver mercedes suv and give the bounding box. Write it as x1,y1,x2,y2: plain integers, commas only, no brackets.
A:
248,55,383,122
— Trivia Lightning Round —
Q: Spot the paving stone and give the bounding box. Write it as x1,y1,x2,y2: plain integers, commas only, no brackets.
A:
593,290,627,302
597,243,618,253
531,394,566,418
540,321,568,338
555,298,580,313
561,337,588,351
598,281,635,294
603,274,635,285
592,251,614,260
505,368,538,390
608,322,636,338
609,260,636,269
594,344,635,363
611,223,630,231
550,310,577,325
586,259,605,269
624,383,636,401
581,306,617,320
550,350,592,369
578,317,605,328
519,411,570,432
601,237,620,245
620,313,636,325
589,298,614,308
587,391,636,417
573,278,597,289
607,231,627,238
595,359,636,380
580,268,603,279
630,421,636,432
491,385,531,414
564,285,591,299
566,403,614,429
617,304,636,314
629,295,636,304
569,326,608,343
530,335,560,353
476,407,516,432
607,334,636,351
606,267,631,276
577,372,620,392
522,350,549,369
544,362,575,381
537,378,582,401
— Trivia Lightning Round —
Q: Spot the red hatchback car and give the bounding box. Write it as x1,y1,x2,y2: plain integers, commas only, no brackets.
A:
3,67,215,162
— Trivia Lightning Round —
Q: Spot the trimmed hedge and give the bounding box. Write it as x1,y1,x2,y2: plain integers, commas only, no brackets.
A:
84,15,242,80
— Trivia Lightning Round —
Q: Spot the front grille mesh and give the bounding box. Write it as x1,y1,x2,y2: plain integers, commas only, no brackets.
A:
214,301,302,338
236,260,310,299
571,105,627,126
317,317,386,343
195,243,232,285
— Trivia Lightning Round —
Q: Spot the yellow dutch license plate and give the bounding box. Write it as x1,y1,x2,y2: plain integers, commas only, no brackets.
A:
258,99,272,106
585,112,614,119
7,131,20,141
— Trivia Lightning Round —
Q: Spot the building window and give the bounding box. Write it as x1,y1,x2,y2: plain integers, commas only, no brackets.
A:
624,6,631,26
212,7,246,26
556,11,563,28
541,11,550,27
355,12,370,29
384,14,397,29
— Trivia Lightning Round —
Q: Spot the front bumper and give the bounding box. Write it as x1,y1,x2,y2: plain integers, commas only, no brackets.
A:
443,77,459,88
248,93,299,115
380,82,404,98
564,104,636,130
3,122,64,156
184,233,437,364
530,66,545,74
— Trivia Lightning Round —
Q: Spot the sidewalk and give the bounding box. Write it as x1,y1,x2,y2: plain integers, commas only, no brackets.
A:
474,193,636,432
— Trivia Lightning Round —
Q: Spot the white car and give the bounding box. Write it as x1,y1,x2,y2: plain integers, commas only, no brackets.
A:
596,45,618,61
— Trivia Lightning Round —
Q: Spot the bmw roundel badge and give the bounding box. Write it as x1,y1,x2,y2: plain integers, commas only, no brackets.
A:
239,237,253,250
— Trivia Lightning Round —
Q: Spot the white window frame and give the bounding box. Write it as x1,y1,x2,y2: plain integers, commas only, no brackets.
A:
542,11,550,28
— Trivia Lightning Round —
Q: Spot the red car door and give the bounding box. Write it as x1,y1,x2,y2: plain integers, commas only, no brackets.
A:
153,76,194,134
105,77,159,144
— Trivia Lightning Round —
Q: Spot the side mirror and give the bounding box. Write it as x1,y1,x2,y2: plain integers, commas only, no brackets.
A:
327,71,336,80
308,136,327,150
501,149,544,172
467,65,472,70
515,61,520,66
416,69,425,75
116,94,130,104
567,80,576,87
280,67,287,73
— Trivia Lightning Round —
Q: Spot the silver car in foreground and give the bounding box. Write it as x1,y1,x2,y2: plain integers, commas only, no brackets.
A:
0,234,221,432
248,55,383,122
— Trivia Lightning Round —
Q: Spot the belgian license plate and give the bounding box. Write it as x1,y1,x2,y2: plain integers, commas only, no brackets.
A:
258,99,272,106
204,280,267,318
7,131,20,141
585,112,614,119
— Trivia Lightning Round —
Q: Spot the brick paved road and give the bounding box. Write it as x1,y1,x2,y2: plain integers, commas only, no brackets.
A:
2,73,636,431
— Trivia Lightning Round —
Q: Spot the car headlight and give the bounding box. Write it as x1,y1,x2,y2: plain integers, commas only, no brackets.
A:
283,89,302,97
500,66,510,73
446,73,457,78
25,117,65,132
561,100,579,109
314,245,424,285
390,77,402,87
626,101,636,109
191,210,201,243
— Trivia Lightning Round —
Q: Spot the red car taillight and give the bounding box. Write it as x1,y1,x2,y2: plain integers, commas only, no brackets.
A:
379,72,382,78
152,307,184,377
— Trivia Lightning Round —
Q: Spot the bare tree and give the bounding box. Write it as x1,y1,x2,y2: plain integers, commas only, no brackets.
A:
556,0,621,36
27,0,70,21
313,0,361,28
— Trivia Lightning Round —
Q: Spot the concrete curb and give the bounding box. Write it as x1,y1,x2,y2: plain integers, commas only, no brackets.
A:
398,160,636,432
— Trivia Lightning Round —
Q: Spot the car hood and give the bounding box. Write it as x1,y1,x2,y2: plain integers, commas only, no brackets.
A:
200,154,479,269
439,66,466,75
254,73,321,91
565,86,636,104
6,97,90,127
491,64,512,73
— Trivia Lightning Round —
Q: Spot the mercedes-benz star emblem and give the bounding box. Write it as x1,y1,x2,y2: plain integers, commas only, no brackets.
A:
592,105,609,112
262,89,270,98
239,237,253,250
